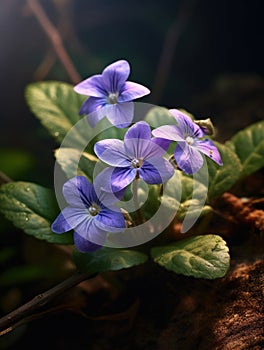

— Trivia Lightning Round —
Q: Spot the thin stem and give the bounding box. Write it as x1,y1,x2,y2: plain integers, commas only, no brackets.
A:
132,179,144,225
26,0,81,84
0,271,94,335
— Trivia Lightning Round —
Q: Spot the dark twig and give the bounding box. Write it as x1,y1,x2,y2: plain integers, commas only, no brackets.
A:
0,171,12,185
26,0,81,84
0,271,94,335
151,0,196,103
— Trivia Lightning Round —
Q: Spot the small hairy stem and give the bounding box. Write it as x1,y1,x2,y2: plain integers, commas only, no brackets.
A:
132,179,144,225
0,271,94,335
0,171,12,185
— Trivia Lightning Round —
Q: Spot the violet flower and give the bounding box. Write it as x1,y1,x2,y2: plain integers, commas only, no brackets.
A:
94,121,174,192
51,175,125,252
74,60,150,128
152,109,223,174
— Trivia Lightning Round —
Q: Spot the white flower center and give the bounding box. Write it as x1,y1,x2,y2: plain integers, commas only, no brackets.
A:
88,203,100,216
131,158,142,168
107,92,119,104
186,136,194,145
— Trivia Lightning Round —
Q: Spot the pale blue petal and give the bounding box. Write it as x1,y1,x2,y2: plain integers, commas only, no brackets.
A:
152,125,185,142
79,96,107,116
174,142,204,174
74,75,107,97
102,60,130,92
139,158,174,184
106,102,134,128
195,139,223,166
74,232,102,252
94,139,130,167
95,208,126,232
51,206,88,233
169,109,205,138
111,167,136,192
119,81,150,102
62,176,96,208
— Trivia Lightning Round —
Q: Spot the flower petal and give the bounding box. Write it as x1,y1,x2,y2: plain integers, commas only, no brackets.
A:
152,124,185,142
51,206,88,233
124,121,154,158
74,232,103,252
174,142,204,174
169,109,205,138
102,60,130,92
79,96,106,116
106,102,134,128
94,139,129,167
95,208,126,232
74,75,107,97
62,176,96,208
139,158,174,184
111,167,136,192
93,168,127,205
195,139,223,166
74,215,106,244
119,81,150,102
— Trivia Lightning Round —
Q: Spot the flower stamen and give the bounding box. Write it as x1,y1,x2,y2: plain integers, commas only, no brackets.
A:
88,203,100,216
107,92,119,104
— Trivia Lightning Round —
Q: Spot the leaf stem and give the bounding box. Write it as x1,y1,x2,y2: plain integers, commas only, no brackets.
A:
0,271,94,335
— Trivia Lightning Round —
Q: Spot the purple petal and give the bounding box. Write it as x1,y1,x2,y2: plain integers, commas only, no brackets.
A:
195,139,223,166
79,96,107,116
124,121,153,158
105,102,134,128
102,60,130,92
62,176,96,208
152,124,185,142
94,139,130,167
74,232,103,252
74,75,107,98
93,168,127,204
169,109,205,138
95,208,126,232
174,142,204,174
139,158,174,184
151,137,171,152
74,215,107,244
111,167,136,192
51,206,88,233
119,81,150,102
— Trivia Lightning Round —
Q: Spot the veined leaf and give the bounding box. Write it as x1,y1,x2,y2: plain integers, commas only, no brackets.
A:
226,120,264,178
151,234,230,279
73,247,148,274
0,182,73,244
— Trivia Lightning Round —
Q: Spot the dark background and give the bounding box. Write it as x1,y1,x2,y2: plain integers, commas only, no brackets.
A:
0,0,263,187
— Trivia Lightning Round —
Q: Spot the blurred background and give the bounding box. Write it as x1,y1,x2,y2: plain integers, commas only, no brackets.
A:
1,0,264,187
0,0,263,348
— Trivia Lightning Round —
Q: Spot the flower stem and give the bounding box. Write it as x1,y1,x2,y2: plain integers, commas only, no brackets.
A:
0,271,94,335
132,179,144,225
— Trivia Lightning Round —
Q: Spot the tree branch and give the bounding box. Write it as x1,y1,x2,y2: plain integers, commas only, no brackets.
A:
26,0,81,84
0,271,94,335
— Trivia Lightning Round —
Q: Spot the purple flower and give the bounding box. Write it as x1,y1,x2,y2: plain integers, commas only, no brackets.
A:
94,121,174,192
152,109,223,174
74,60,150,128
51,175,125,252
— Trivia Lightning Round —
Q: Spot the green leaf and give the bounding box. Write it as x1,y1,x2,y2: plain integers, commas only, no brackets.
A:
151,234,230,279
54,148,98,181
25,81,90,148
226,120,264,178
144,106,176,128
73,247,148,274
207,142,242,200
0,182,73,244
162,171,212,221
